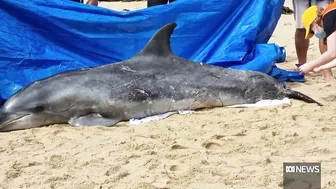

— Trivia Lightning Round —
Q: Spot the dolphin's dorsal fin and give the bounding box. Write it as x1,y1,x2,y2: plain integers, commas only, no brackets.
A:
136,23,177,57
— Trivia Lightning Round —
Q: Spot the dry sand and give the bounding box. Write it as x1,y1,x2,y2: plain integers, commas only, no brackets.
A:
1,1,336,189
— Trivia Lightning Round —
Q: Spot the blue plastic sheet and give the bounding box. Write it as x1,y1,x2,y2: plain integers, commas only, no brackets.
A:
0,0,302,106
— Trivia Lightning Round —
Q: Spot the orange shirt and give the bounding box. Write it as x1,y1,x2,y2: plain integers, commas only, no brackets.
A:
322,2,336,41
323,2,336,18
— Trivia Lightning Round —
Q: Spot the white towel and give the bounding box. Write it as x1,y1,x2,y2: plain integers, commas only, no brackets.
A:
129,98,291,125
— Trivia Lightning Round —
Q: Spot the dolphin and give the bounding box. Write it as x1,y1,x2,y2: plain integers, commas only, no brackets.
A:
0,23,321,132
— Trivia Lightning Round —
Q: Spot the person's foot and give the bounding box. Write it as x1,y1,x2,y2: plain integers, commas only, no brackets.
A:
295,63,303,67
323,69,335,82
323,75,336,83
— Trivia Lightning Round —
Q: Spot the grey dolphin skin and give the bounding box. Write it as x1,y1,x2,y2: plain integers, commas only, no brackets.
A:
0,23,322,132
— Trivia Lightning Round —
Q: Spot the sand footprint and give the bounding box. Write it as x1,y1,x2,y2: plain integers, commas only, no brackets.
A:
166,164,189,173
322,94,336,102
305,147,332,156
52,128,88,141
291,115,315,127
169,165,179,172
321,127,336,132
52,128,66,136
5,162,22,181
47,155,66,169
202,142,222,150
171,144,188,150
104,165,121,176
212,135,226,140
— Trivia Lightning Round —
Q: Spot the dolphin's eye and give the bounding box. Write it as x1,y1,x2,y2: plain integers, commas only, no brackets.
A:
33,106,45,112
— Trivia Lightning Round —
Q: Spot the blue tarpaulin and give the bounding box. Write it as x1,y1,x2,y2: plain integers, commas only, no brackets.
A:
0,0,303,106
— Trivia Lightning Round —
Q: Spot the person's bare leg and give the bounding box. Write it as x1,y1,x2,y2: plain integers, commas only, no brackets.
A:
86,0,98,6
147,0,169,7
319,38,335,81
295,28,309,65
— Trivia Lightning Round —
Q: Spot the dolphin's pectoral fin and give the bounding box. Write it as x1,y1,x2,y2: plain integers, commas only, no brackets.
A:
68,114,121,127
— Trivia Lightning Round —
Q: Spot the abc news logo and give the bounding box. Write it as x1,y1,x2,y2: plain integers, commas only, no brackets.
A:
285,165,320,174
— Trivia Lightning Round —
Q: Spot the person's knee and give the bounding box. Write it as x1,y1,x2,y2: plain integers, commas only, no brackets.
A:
295,28,308,40
318,39,327,53
295,28,306,34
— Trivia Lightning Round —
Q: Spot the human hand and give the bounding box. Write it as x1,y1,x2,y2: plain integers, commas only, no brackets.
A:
298,63,314,74
313,65,324,72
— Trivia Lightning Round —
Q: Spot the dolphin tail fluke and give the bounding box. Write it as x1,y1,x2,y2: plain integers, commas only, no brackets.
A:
285,89,323,106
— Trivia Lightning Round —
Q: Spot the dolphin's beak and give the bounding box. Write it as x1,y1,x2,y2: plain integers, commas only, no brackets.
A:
0,113,30,130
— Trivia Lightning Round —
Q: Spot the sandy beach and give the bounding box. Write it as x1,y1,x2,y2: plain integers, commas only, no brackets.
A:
1,0,336,188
